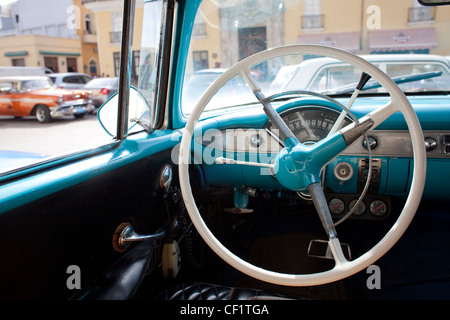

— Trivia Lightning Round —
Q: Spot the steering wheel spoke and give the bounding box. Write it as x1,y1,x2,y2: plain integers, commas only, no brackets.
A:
308,182,337,239
328,238,350,266
307,182,352,266
365,99,400,128
215,156,275,169
241,69,300,148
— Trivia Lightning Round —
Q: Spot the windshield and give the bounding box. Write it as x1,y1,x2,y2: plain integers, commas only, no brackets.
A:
22,78,54,91
85,78,117,88
181,0,450,114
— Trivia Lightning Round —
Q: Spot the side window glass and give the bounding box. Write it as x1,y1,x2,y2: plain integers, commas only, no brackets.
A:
83,76,92,84
0,0,167,176
386,63,450,91
94,0,164,136
0,75,109,175
309,68,329,91
309,65,364,92
133,0,164,128
63,76,74,83
0,82,13,91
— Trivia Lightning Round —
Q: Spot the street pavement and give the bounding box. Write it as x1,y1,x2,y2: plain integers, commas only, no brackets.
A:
0,112,113,157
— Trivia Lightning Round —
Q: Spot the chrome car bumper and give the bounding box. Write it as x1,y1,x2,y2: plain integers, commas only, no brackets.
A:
50,99,95,117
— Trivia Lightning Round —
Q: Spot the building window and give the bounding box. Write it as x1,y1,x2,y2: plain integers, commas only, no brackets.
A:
409,3,435,23
110,11,123,44
132,51,140,82
193,23,207,36
193,50,209,71
110,31,122,44
12,58,25,66
113,51,140,78
66,57,77,72
193,10,207,37
85,13,95,34
304,0,321,15
89,60,98,77
113,52,121,77
301,14,324,29
302,0,323,30
44,56,58,73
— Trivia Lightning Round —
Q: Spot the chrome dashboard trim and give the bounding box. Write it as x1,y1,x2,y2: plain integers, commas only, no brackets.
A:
342,130,450,158
198,128,283,153
199,128,450,159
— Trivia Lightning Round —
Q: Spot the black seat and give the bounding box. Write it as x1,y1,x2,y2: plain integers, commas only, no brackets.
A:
158,282,291,300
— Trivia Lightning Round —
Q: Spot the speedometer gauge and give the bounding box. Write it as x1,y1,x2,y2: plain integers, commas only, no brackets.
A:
265,107,352,144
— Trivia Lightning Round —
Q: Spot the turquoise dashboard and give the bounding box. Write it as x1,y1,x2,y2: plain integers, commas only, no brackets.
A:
190,94,450,216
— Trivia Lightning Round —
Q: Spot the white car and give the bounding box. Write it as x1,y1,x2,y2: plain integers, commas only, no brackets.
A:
48,73,93,90
270,54,450,94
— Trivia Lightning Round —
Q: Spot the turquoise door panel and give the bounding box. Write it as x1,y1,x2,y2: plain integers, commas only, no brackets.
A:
0,130,179,215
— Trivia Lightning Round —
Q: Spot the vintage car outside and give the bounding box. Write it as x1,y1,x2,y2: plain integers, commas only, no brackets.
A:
48,73,93,90
269,54,450,94
83,77,119,108
0,76,94,122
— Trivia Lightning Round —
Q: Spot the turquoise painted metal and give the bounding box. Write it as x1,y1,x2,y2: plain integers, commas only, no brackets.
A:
274,132,347,191
171,0,202,130
0,130,180,215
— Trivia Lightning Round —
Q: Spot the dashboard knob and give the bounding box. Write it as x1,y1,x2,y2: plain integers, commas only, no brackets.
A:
334,161,353,181
250,134,262,147
362,135,377,150
424,137,437,152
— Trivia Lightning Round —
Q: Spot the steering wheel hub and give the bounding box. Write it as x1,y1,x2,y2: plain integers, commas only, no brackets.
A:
274,133,347,191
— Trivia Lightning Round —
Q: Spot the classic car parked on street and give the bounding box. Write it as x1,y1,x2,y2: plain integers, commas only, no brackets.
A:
48,72,93,90
83,77,119,108
0,76,94,122
1,0,450,306
269,54,450,94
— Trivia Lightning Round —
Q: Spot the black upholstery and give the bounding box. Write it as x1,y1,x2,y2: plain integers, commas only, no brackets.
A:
158,282,290,300
72,241,155,300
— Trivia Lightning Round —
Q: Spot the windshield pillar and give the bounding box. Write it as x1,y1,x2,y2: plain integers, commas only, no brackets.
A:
117,0,136,140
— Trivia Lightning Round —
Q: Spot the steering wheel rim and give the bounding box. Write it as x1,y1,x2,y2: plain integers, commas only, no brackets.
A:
178,45,426,286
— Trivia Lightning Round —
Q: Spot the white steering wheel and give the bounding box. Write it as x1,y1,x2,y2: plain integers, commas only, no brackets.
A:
178,45,426,286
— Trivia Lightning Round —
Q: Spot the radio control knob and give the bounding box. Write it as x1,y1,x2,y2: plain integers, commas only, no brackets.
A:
250,134,262,147
362,136,377,150
424,137,437,152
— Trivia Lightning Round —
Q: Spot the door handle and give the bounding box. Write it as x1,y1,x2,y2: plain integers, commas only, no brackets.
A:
113,223,166,251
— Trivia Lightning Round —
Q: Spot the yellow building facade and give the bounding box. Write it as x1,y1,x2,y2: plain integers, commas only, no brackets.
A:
84,0,450,79
84,0,144,79
74,0,100,76
0,0,99,75
0,34,82,72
